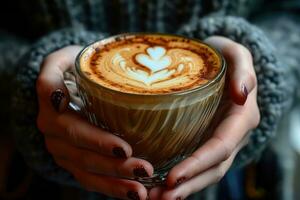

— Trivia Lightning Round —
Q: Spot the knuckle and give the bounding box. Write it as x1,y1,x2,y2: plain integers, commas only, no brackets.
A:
224,42,243,55
215,137,233,161
189,154,202,169
248,72,257,86
233,43,244,52
241,45,252,60
96,139,104,154
43,52,55,64
231,42,251,58
47,51,68,68
45,51,65,64
36,75,51,97
65,124,80,145
225,42,253,62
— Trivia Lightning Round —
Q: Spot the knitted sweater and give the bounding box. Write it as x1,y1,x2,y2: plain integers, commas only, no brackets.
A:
1,0,299,199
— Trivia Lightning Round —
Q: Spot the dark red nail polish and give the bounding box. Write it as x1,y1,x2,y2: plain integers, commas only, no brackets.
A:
127,191,140,200
175,177,186,187
51,89,65,112
176,197,182,200
133,166,149,177
241,84,248,99
112,147,127,158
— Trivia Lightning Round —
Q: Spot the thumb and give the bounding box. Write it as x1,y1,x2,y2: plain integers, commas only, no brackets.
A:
204,36,256,105
36,45,83,112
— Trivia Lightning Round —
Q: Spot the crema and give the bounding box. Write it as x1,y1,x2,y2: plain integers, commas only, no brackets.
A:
80,34,221,94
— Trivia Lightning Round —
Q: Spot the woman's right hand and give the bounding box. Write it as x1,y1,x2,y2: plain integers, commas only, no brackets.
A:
36,46,152,200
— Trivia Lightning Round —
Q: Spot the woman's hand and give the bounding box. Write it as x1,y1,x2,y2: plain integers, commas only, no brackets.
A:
149,36,260,200
36,46,152,200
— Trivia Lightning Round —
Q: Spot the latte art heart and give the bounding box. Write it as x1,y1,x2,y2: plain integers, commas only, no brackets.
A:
114,52,175,86
111,47,192,86
135,46,171,73
80,35,222,94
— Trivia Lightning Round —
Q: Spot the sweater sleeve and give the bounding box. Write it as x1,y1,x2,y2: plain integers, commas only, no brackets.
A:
11,27,108,186
253,12,300,102
0,32,28,136
177,16,293,167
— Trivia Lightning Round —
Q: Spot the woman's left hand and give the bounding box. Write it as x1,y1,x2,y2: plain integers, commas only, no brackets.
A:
149,36,260,200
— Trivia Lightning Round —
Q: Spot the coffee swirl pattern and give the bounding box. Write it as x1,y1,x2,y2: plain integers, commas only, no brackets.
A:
80,35,221,94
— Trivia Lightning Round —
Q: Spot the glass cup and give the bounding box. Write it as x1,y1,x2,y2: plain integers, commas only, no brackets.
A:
73,33,226,187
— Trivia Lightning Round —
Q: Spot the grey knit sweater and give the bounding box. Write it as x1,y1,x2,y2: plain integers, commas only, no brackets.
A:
1,0,299,199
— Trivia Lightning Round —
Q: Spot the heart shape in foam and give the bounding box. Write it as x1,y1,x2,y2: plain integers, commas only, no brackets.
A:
135,46,171,73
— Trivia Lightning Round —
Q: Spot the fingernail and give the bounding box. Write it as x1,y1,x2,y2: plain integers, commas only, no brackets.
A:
51,89,65,112
112,147,127,158
241,84,248,99
176,197,182,200
127,191,140,200
133,166,149,177
175,177,186,187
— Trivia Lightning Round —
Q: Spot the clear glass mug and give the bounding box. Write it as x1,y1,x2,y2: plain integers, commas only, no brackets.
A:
71,33,226,187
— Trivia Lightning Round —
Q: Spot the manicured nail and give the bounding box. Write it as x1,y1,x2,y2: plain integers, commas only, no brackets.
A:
175,177,186,187
133,166,149,177
112,147,127,158
241,84,248,99
176,197,182,200
51,89,65,112
127,191,140,200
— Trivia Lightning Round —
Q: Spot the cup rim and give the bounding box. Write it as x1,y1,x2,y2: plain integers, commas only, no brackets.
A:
75,32,226,97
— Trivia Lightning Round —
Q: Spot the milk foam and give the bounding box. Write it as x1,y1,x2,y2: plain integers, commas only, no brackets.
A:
80,35,221,94
135,46,171,73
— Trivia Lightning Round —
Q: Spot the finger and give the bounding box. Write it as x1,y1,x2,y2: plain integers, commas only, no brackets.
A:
55,158,148,200
161,149,237,200
46,137,153,178
42,111,133,158
36,45,82,112
166,109,251,188
204,36,256,105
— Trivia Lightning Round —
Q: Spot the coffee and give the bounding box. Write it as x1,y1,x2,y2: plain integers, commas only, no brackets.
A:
80,34,221,94
75,33,226,187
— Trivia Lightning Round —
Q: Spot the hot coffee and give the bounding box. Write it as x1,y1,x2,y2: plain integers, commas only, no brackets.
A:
80,34,221,94
75,33,226,187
